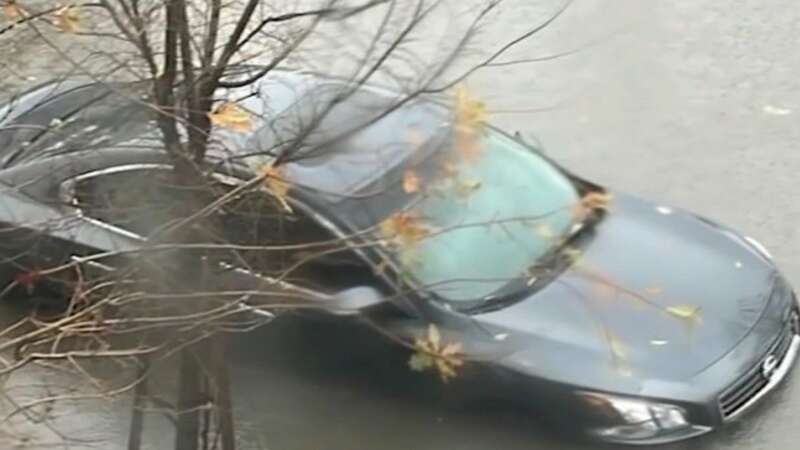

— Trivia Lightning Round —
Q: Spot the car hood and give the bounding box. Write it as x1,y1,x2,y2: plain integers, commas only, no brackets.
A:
476,193,784,389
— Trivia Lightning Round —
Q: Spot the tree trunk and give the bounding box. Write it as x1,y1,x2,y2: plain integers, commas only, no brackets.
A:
210,335,236,450
175,349,203,450
127,358,150,450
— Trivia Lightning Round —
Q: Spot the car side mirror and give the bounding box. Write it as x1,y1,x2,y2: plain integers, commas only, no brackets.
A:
326,286,385,315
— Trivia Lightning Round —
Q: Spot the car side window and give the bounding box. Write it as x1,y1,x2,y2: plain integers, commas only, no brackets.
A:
68,167,378,292
70,167,202,237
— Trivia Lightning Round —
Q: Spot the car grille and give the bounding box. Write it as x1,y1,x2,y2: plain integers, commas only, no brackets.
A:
718,308,799,420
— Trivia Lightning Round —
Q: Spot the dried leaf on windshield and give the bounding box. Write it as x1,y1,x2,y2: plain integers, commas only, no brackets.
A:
455,132,484,165
440,159,460,179
452,178,482,201
209,102,254,132
402,170,421,193
453,85,488,165
454,85,488,132
409,324,465,383
2,1,25,19
260,164,292,213
534,223,555,240
54,5,81,33
380,212,431,271
573,191,613,222
380,212,430,249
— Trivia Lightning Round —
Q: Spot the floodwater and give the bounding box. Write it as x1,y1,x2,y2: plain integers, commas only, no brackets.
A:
2,0,800,449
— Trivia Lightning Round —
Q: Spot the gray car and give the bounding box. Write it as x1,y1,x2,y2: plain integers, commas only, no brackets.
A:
0,70,798,445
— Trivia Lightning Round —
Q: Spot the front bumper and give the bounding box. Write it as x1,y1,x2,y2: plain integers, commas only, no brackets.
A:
613,333,800,446
594,293,800,446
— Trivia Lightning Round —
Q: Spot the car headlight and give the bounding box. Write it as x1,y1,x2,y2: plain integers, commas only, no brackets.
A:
578,392,690,442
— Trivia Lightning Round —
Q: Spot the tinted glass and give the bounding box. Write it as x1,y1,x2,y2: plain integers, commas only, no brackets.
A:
71,168,374,290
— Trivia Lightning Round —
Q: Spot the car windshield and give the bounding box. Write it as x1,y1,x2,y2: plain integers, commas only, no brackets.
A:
392,130,580,303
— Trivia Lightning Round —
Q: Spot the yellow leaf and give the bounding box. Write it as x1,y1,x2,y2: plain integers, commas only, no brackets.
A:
454,129,483,165
259,164,292,212
453,84,488,132
54,5,81,33
409,324,465,383
452,84,488,165
534,223,555,240
583,191,613,210
666,305,703,324
380,212,430,249
409,352,434,372
427,324,441,350
441,341,463,357
563,247,583,266
453,178,482,200
3,1,25,19
209,102,254,132
573,191,613,222
402,170,421,193
440,159,460,179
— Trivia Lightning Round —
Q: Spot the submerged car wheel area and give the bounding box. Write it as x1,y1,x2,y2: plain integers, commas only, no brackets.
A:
0,71,798,446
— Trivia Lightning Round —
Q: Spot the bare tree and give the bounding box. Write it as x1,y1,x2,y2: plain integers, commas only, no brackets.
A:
0,1,590,449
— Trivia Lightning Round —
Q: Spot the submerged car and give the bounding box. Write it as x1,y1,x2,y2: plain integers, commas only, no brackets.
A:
0,70,797,445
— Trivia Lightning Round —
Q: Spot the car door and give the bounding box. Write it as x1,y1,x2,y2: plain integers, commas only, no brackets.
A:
56,159,403,304
29,156,513,405
0,151,151,301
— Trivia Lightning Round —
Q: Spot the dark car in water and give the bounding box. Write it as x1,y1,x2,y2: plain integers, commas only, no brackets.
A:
0,70,797,445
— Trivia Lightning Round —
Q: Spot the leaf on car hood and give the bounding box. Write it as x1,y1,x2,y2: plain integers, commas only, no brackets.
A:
665,305,703,325
573,191,613,222
409,324,465,383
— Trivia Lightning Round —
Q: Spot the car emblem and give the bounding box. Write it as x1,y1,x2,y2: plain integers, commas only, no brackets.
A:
762,355,779,379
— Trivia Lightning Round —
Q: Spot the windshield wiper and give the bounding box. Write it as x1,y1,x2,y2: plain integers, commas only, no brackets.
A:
464,206,605,315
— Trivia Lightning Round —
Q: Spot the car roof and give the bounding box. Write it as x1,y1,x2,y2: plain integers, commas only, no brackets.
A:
0,70,450,204
213,71,450,199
